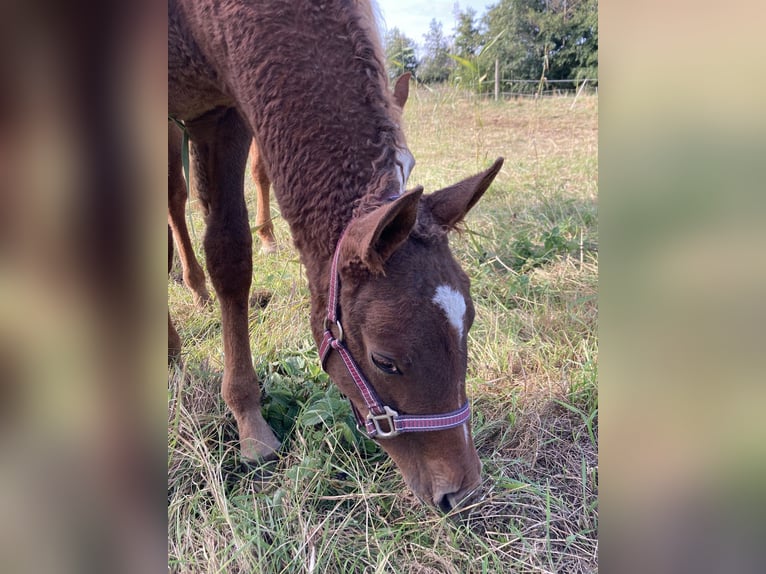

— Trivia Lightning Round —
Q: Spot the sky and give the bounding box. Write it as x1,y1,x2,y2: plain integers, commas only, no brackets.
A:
375,0,494,48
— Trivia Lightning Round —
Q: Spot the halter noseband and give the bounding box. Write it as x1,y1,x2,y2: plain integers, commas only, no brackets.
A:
318,232,471,439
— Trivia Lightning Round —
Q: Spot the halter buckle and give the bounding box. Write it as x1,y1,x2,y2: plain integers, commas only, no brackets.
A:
323,317,344,342
367,406,400,438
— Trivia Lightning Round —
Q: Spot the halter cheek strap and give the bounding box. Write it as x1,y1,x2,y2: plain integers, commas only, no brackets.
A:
318,232,471,439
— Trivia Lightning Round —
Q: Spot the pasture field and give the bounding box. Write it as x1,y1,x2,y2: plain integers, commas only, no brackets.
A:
168,90,598,573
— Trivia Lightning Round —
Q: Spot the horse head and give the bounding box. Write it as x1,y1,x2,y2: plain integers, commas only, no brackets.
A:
315,158,504,512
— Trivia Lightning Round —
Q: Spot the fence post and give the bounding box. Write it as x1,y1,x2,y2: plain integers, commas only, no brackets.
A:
495,58,500,101
570,79,588,109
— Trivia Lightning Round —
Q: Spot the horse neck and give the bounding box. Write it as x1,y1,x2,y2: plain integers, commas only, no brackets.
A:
182,0,404,300
289,160,404,307
219,3,405,275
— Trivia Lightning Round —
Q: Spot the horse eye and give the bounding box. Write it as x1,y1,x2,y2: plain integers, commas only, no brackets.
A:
371,352,400,375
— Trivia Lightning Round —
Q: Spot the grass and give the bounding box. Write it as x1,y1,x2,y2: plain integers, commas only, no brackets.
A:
168,90,598,573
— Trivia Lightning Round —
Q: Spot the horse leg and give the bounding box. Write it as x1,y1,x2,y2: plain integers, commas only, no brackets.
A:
168,225,182,359
250,140,277,254
187,108,280,461
168,122,211,308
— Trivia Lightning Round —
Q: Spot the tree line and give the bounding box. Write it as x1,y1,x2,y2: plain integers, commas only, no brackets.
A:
385,0,597,94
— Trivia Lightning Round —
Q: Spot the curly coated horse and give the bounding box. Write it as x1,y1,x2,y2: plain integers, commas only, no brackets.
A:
169,0,503,511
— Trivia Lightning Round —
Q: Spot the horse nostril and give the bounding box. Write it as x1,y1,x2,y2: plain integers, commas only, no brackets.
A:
435,491,465,513
446,492,463,511
435,494,454,514
435,487,481,514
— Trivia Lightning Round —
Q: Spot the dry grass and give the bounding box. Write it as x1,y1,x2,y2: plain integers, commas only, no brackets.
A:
168,90,598,573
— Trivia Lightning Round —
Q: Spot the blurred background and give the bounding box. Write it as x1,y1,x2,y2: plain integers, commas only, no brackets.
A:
600,1,766,572
0,1,166,572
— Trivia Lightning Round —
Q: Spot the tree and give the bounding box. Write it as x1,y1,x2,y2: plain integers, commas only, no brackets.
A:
453,7,482,59
569,0,598,81
450,6,499,93
482,0,598,93
484,0,543,90
384,27,418,80
418,19,453,84
529,0,598,82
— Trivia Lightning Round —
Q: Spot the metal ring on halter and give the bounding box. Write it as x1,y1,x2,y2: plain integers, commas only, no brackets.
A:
367,406,400,438
323,317,344,342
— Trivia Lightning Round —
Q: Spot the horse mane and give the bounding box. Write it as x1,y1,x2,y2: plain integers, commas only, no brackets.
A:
344,2,432,237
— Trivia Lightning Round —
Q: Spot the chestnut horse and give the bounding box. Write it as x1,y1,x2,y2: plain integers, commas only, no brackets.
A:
168,73,413,310
168,0,503,511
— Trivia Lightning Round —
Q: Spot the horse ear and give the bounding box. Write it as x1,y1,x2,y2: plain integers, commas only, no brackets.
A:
344,187,423,274
424,158,504,229
393,72,411,108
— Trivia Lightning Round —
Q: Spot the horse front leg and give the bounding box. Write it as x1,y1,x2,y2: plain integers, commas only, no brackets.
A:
187,108,280,461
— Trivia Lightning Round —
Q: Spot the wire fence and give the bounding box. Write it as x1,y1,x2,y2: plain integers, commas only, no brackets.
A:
414,78,598,101
480,78,598,99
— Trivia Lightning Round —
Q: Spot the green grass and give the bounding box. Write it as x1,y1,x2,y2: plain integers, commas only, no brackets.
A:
168,90,598,573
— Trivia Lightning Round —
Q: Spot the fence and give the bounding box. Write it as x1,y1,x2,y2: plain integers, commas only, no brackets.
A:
415,77,599,101
479,78,598,100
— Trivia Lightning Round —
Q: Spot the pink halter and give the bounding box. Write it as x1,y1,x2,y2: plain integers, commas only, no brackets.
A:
318,232,471,439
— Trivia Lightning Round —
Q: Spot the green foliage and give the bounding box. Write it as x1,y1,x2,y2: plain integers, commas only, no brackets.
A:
478,224,580,273
533,0,599,82
259,350,380,457
384,27,418,80
448,31,503,93
480,0,598,93
453,7,483,59
384,1,598,93
417,19,453,84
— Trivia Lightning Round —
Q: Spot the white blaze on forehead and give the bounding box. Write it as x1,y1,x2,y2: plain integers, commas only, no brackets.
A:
432,285,467,340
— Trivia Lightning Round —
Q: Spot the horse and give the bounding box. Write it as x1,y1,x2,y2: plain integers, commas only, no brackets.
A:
168,0,503,512
168,73,413,310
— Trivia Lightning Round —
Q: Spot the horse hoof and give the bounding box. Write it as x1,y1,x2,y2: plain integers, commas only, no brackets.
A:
259,242,278,255
240,436,281,463
193,291,213,309
235,458,278,486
